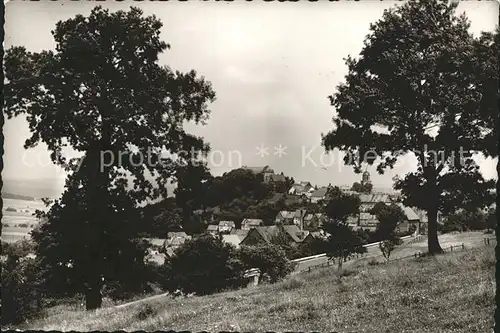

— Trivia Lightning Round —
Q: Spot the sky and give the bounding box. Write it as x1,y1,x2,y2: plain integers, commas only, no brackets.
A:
3,0,499,197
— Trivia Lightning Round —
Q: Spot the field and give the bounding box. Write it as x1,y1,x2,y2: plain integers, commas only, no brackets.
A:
15,240,495,332
1,198,46,243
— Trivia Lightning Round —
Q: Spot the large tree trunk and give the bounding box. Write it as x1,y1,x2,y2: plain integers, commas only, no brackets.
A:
85,283,102,310
427,205,443,254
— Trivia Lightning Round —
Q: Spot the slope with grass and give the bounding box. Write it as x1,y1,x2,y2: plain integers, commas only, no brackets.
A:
14,244,495,332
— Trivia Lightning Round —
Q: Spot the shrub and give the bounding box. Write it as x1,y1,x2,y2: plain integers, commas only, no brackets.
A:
6,207,17,212
379,239,396,261
277,276,304,291
18,223,30,228
162,234,246,296
1,250,44,325
238,243,295,283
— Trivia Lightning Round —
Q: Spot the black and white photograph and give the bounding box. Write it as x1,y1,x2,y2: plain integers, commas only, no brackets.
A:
1,0,498,331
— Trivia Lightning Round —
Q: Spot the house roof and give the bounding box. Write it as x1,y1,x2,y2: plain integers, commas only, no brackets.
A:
310,230,330,239
359,212,379,225
282,224,308,242
278,210,295,219
222,234,243,248
230,228,249,238
207,224,219,231
164,235,190,248
310,187,328,198
358,193,392,203
242,218,263,226
252,226,280,243
294,209,308,219
346,215,358,225
396,203,420,221
144,238,165,247
219,220,236,228
167,232,190,239
267,174,286,182
304,213,314,221
299,181,312,187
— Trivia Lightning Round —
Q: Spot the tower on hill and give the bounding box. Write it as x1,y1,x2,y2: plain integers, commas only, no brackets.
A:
361,170,371,186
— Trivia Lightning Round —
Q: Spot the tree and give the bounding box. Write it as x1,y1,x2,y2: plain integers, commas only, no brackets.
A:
379,240,396,262
322,0,495,254
151,207,184,237
4,6,215,309
1,242,44,326
370,202,406,241
486,207,496,233
322,187,365,269
163,235,246,295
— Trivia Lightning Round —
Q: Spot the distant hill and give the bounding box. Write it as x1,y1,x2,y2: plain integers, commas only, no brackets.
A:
2,192,36,201
2,178,65,200
1,177,177,201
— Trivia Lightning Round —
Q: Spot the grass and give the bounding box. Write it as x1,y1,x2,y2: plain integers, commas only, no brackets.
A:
14,245,495,332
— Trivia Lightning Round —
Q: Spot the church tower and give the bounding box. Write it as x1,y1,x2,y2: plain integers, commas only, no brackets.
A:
361,170,371,186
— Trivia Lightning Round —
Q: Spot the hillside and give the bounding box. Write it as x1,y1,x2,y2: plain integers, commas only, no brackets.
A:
17,245,495,332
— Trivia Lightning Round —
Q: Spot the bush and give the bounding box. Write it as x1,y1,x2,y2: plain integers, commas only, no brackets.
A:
238,243,295,283
18,223,30,228
1,248,44,326
162,234,246,296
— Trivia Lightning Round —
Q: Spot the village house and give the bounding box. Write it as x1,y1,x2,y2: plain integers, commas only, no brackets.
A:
218,220,236,234
309,187,329,203
264,172,287,184
241,218,264,230
241,165,281,184
275,210,295,224
222,234,244,248
239,224,308,247
162,231,192,258
206,224,219,236
288,181,314,196
230,228,249,239
293,209,308,230
303,213,326,230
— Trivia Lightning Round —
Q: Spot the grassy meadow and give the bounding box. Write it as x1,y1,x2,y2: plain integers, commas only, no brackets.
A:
14,243,496,332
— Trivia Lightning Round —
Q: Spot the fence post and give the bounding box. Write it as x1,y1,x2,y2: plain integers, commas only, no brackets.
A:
450,245,453,252
414,252,417,258
462,243,464,250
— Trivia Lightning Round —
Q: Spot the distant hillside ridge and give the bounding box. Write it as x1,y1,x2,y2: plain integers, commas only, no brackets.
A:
2,192,36,201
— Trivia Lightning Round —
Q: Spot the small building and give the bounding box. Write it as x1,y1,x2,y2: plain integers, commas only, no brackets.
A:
218,220,236,234
288,182,314,196
275,210,295,224
241,218,264,230
310,187,329,203
264,173,286,184
239,225,308,247
304,213,326,230
293,209,308,230
206,224,219,236
222,234,243,248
